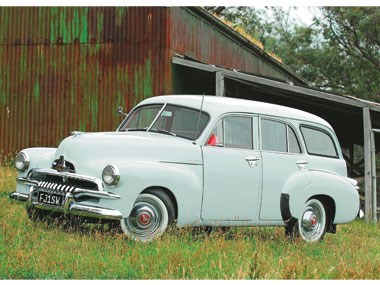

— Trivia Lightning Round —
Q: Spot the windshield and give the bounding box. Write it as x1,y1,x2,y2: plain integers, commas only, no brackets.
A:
121,104,163,130
120,104,209,140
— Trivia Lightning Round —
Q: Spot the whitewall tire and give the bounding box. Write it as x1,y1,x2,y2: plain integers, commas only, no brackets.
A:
120,191,175,241
298,199,327,242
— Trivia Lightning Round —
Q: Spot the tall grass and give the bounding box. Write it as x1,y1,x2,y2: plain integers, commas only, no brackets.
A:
1,166,380,279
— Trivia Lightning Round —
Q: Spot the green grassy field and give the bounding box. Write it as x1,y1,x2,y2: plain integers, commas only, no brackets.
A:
1,166,380,279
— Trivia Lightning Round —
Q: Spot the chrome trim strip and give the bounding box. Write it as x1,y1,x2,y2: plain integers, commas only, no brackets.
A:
74,188,120,199
69,204,123,220
63,194,122,220
9,192,28,202
16,177,39,186
159,161,202,166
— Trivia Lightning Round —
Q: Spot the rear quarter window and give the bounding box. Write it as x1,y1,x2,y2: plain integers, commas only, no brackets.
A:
300,126,338,158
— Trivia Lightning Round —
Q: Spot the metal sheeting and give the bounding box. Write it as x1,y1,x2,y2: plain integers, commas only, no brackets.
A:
0,7,172,157
0,6,307,157
0,7,170,46
170,8,301,84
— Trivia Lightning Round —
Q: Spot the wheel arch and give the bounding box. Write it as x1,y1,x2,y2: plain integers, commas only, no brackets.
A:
110,160,202,224
142,186,178,221
309,194,336,234
280,193,336,229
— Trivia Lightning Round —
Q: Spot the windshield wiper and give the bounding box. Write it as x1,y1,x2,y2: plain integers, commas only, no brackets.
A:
150,129,176,137
123,127,148,132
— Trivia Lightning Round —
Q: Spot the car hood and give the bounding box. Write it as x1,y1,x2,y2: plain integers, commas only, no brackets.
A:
54,131,203,173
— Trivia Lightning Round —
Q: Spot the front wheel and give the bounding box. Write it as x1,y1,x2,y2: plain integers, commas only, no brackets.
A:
298,199,327,242
120,190,175,242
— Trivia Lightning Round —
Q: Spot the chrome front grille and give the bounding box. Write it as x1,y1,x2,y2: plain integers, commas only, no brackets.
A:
29,169,103,192
38,181,76,194
16,168,120,204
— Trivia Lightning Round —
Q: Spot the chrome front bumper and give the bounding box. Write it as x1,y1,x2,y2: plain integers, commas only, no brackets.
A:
10,173,123,220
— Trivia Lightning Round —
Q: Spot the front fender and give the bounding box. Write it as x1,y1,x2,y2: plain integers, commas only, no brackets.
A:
282,170,359,225
102,161,203,226
16,147,57,194
20,147,57,171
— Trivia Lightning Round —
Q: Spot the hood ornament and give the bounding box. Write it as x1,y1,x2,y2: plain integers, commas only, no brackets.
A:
56,155,66,172
71,131,84,137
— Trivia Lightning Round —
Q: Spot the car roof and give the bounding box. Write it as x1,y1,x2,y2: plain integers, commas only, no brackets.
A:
138,95,332,128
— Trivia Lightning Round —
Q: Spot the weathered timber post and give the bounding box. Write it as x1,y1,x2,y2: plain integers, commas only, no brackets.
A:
371,128,380,223
215,71,225,97
363,107,374,223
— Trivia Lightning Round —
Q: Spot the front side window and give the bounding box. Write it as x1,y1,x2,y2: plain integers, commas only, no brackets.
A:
120,104,209,140
207,116,253,150
301,126,338,158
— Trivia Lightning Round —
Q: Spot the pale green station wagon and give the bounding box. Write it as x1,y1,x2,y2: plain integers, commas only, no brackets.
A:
10,95,360,242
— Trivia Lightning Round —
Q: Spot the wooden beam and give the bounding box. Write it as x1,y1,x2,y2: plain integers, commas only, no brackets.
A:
172,56,374,109
215,71,225,97
363,107,374,222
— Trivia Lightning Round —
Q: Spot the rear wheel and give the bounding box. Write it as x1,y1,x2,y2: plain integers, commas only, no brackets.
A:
298,199,327,242
120,189,175,241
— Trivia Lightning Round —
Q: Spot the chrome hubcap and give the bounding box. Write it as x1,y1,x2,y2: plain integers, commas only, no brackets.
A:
124,198,163,238
302,210,319,231
300,204,323,239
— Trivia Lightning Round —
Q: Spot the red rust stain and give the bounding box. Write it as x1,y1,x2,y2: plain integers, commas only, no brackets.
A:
0,7,172,157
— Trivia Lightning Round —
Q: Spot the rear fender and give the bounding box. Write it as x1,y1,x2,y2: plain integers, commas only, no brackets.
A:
282,170,359,224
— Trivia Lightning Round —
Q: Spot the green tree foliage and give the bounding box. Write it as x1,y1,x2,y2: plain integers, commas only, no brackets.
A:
318,7,380,101
208,7,380,102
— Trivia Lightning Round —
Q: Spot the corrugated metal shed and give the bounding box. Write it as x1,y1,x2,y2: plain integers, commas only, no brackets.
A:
170,8,306,85
0,7,173,156
0,7,306,157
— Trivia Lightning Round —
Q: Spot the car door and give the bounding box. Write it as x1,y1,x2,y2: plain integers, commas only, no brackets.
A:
259,117,308,221
201,114,262,221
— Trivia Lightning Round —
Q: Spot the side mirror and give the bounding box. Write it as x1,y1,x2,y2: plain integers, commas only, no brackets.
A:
117,106,128,116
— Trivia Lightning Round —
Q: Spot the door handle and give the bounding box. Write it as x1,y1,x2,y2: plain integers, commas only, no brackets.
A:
245,156,260,167
296,160,308,170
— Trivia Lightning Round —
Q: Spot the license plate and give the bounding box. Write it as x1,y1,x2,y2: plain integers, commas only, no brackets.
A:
38,191,64,206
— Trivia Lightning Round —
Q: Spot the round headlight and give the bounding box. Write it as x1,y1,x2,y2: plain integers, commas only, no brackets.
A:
15,151,30,172
102,165,120,186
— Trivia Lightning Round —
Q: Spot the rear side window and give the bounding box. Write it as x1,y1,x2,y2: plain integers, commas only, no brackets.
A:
301,126,338,158
261,119,287,152
261,119,301,154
